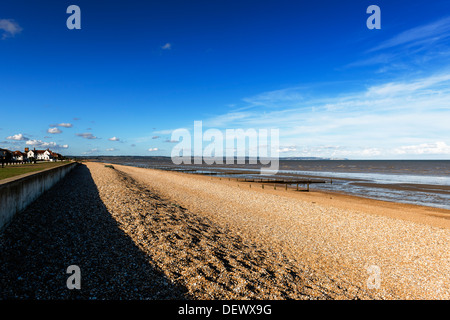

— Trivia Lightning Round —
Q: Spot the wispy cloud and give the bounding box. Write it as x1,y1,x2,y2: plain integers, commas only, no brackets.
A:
161,43,171,50
133,130,175,144
344,16,450,73
201,71,450,158
82,148,99,155
277,146,297,153
76,133,98,139
50,123,73,128
242,87,304,109
0,19,22,39
393,142,450,155
344,53,398,69
365,73,450,97
108,136,120,141
369,16,450,52
153,129,175,135
148,147,159,152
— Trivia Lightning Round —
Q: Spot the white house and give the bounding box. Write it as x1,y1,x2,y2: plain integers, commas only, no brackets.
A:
27,149,35,159
27,149,52,161
37,150,52,161
12,151,27,161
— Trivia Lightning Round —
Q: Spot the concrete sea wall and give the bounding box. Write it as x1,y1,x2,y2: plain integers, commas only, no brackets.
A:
0,162,78,232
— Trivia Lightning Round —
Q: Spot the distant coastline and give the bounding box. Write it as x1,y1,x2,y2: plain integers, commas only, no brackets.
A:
72,155,348,161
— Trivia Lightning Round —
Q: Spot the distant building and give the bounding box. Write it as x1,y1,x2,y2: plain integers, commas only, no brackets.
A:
12,151,27,162
1,148,10,158
27,149,51,161
0,148,13,166
51,152,63,161
1,147,64,164
26,149,36,160
26,148,64,162
0,148,9,158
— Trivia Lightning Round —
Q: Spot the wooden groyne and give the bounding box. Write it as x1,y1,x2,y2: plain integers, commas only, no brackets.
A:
236,178,328,191
152,166,330,192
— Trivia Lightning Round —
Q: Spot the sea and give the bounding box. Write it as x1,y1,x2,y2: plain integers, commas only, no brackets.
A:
92,157,450,210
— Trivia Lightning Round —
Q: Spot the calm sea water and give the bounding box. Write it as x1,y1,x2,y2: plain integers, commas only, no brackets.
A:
275,160,450,209
96,157,450,210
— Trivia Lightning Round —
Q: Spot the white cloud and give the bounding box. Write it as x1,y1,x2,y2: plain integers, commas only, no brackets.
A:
277,146,297,153
50,123,73,128
58,123,73,128
393,142,450,155
76,133,98,139
205,112,254,128
26,140,68,149
82,148,99,155
47,127,62,134
365,74,450,97
108,136,120,141
361,148,382,157
161,43,171,50
152,129,176,135
6,133,28,141
148,148,159,152
201,71,450,158
105,148,116,152
0,19,22,39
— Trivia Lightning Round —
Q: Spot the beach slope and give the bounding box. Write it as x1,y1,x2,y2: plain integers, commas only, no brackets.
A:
90,162,450,299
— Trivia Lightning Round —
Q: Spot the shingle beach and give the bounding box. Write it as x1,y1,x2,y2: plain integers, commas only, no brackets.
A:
1,162,449,299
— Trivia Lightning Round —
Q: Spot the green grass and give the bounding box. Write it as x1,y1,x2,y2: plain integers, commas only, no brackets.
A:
0,161,72,181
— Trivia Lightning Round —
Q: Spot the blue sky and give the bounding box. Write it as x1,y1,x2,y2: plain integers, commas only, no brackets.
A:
1,0,450,159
